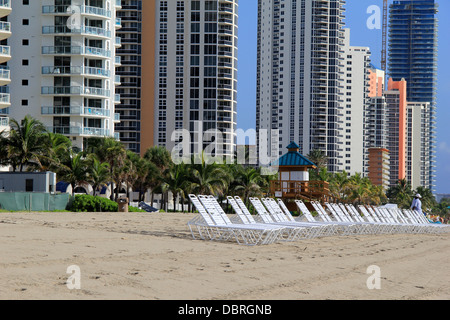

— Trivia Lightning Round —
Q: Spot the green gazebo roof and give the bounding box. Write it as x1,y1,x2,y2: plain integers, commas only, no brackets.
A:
276,142,317,167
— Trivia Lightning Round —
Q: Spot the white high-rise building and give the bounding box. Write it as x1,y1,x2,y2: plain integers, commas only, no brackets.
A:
0,0,11,132
341,29,371,176
406,101,432,190
8,0,121,150
145,0,238,157
256,0,346,172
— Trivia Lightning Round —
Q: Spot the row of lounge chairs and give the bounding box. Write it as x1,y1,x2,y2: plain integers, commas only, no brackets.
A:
187,194,449,246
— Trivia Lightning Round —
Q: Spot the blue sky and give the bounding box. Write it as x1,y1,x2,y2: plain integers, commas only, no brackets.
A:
236,0,450,194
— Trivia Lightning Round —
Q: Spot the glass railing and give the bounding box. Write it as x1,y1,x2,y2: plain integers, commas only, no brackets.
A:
0,0,11,9
0,67,10,80
83,127,110,137
83,107,110,117
42,25,111,38
0,21,10,32
0,117,9,127
0,45,10,56
46,126,82,135
0,92,10,103
42,46,111,58
41,106,82,115
42,5,111,18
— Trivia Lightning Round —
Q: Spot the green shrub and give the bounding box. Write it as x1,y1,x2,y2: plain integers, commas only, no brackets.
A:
69,194,118,212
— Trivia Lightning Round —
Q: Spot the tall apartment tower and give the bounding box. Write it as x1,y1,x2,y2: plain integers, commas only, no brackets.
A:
365,66,391,189
8,0,121,150
256,0,346,172
115,0,142,154
406,101,432,190
385,78,408,187
388,0,438,190
0,1,11,131
141,0,238,157
341,29,371,176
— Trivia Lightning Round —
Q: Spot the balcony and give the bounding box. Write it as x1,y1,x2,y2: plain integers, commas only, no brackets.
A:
0,21,11,41
42,66,110,78
0,68,10,86
0,45,10,63
42,5,112,19
0,0,11,19
0,116,8,127
47,126,111,138
42,25,111,39
42,46,111,58
41,86,110,98
0,92,10,108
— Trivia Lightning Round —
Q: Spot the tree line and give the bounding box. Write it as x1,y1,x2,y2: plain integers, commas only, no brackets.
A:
1,116,447,218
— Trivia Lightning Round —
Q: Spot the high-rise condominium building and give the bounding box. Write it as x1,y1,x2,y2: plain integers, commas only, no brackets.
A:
406,101,432,190
0,0,11,131
115,0,142,154
341,29,371,176
388,0,438,190
8,0,121,150
256,0,346,172
141,0,238,158
385,78,408,187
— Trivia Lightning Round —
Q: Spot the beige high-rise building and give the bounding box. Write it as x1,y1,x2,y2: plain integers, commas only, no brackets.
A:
140,0,238,158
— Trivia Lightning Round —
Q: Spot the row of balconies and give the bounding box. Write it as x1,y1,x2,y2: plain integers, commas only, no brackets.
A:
0,0,10,117
41,106,119,121
46,126,120,140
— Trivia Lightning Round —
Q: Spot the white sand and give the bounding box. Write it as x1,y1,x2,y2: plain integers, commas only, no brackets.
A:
0,211,448,300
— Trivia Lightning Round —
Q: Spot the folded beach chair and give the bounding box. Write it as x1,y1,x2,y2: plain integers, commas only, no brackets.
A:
310,201,358,235
292,200,342,236
187,194,282,245
386,208,419,234
248,197,313,241
324,202,366,234
262,198,333,238
224,195,287,242
405,209,449,234
376,207,412,234
330,203,373,234
357,205,393,234
342,204,381,234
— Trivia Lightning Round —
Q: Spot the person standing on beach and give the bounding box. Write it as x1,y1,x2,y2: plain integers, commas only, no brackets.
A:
411,194,424,217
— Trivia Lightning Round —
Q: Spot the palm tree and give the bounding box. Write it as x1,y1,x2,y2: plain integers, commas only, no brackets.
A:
28,132,73,173
329,171,350,202
58,150,90,197
386,179,414,209
134,158,159,203
164,162,189,212
306,149,328,175
87,156,110,196
6,116,49,172
87,137,126,200
190,152,230,196
231,165,266,207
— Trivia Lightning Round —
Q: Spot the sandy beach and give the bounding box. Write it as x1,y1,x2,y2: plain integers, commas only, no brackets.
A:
0,211,448,300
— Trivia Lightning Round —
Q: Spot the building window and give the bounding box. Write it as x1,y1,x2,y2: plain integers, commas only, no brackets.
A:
25,179,33,192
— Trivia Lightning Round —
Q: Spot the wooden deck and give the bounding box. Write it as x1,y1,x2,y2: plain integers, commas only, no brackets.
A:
270,180,330,202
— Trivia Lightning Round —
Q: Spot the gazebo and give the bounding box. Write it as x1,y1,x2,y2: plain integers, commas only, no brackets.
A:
270,142,330,207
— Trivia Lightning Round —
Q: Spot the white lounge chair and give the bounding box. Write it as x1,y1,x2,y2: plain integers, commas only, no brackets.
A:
188,194,283,245
310,201,359,235
262,198,332,238
248,197,313,241
293,200,342,236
